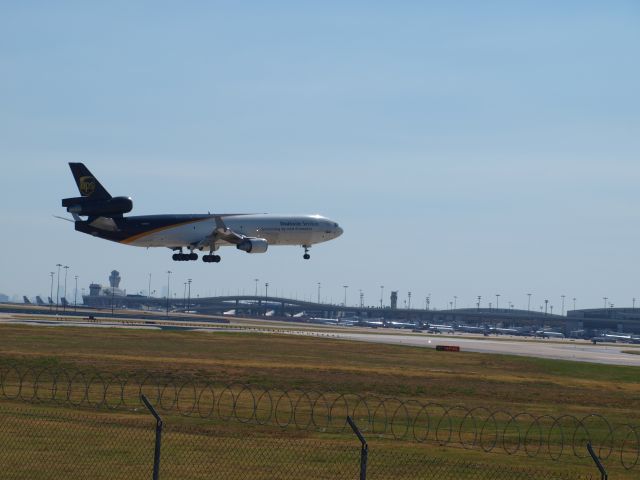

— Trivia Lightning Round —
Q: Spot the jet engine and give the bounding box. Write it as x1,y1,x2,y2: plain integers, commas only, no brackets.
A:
236,238,268,254
61,196,133,217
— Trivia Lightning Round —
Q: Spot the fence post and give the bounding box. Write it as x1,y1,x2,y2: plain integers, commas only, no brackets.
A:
347,416,368,480
142,394,163,480
587,443,608,480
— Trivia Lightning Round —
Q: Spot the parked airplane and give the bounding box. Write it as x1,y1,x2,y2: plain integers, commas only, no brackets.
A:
36,296,45,306
23,296,31,304
535,330,565,339
61,163,343,263
386,320,416,329
427,323,454,334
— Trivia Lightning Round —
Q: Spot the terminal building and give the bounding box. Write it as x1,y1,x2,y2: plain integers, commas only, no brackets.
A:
79,272,640,336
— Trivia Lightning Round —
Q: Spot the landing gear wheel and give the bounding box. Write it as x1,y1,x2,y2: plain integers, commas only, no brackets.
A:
203,254,222,263
303,253,310,260
172,252,198,261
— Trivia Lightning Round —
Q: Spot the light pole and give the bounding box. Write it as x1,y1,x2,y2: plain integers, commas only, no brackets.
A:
359,290,364,308
49,272,54,311
426,294,431,311
550,305,554,315
544,299,548,315
561,295,565,316
495,294,500,310
603,297,608,309
187,279,192,312
380,286,384,309
453,295,457,310
408,292,412,309
55,264,62,313
148,273,152,299
183,282,187,310
187,279,192,311
166,270,172,316
265,282,269,298
527,293,532,311
573,297,576,311
254,278,259,297
343,285,348,307
634,298,636,310
317,282,321,304
477,295,481,311
74,275,78,312
63,266,69,313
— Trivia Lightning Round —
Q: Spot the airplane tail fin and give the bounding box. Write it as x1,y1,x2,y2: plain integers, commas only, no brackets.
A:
68,163,112,200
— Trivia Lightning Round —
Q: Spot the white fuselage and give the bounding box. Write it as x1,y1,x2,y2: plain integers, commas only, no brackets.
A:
126,214,343,249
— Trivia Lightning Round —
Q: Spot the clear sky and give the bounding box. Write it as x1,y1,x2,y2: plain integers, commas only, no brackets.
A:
1,2,639,311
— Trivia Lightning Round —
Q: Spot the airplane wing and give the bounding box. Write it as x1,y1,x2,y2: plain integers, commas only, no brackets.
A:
194,215,247,249
212,216,246,245
194,215,268,254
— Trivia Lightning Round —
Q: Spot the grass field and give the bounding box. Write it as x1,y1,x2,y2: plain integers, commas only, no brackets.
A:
1,324,638,416
0,323,638,478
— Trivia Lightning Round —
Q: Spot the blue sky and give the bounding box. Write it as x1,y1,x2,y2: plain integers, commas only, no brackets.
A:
1,2,639,311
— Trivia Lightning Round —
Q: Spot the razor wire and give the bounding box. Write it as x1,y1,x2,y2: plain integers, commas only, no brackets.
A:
0,361,637,470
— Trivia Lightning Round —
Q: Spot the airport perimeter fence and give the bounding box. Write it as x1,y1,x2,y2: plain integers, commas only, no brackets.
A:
0,402,599,480
0,361,636,473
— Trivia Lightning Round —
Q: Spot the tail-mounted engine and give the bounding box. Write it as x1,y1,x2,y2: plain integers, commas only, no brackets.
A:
61,196,133,217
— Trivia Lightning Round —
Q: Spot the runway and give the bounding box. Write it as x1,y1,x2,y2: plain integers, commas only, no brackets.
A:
326,331,640,366
2,313,639,366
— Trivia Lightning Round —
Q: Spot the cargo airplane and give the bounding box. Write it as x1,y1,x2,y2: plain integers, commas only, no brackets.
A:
61,163,343,263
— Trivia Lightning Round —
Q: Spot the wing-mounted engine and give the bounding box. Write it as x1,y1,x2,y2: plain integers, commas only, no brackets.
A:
61,196,133,218
236,238,268,254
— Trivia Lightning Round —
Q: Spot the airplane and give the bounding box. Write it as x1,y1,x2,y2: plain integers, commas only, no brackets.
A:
23,296,32,304
36,296,46,306
61,163,343,263
535,330,565,339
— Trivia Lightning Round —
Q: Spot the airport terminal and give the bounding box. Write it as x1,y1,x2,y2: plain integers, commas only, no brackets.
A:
11,270,640,340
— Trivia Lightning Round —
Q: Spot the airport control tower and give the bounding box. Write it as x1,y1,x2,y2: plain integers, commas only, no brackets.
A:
109,270,121,289
390,291,398,310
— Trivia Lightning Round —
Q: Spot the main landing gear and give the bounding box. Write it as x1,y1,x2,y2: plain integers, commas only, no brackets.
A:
202,254,221,263
303,245,311,260
172,252,198,261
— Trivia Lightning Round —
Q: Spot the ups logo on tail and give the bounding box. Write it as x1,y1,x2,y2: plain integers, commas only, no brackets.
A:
79,176,96,196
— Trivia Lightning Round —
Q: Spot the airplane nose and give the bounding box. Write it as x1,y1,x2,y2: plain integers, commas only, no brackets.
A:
336,225,343,237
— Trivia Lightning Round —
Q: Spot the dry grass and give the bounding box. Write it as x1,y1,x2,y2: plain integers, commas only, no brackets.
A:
0,323,638,478
0,324,638,419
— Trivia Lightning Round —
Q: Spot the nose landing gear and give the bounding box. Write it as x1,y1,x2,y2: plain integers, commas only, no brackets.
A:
303,245,311,260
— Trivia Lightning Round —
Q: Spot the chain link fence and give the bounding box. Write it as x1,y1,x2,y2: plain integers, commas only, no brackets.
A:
0,403,600,480
0,361,637,471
